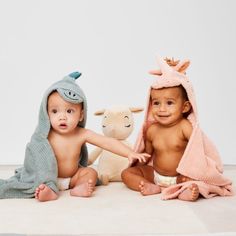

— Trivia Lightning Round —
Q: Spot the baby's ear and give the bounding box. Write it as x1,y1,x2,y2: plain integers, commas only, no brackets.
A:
175,60,190,74
79,110,84,122
129,107,144,113
182,101,192,114
94,109,106,116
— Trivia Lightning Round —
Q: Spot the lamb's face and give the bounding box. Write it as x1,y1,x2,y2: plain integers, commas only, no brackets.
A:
102,107,134,140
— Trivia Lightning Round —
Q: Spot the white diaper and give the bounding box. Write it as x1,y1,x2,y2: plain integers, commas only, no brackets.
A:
154,171,177,187
57,177,71,191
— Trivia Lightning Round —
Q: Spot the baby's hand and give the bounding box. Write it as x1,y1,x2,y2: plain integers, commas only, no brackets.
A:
127,152,151,164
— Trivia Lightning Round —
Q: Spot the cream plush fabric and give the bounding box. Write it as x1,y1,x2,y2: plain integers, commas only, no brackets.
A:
89,106,143,185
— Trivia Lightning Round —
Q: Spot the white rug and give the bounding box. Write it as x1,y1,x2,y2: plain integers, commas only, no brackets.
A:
0,166,235,236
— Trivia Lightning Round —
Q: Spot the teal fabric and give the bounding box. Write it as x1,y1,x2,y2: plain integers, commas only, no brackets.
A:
0,72,88,198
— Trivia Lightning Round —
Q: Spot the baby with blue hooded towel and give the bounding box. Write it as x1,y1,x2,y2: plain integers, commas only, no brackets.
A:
0,72,150,201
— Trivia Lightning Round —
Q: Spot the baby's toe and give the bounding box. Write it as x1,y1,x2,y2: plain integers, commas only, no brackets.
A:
38,184,46,190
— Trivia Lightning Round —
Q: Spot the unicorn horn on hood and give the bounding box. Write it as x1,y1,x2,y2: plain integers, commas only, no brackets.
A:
149,57,190,76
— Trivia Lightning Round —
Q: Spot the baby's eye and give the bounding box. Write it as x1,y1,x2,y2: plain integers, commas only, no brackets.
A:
67,109,74,114
153,101,160,106
52,109,57,114
167,101,173,105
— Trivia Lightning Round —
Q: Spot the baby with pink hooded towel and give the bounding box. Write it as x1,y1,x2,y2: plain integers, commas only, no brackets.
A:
133,56,234,200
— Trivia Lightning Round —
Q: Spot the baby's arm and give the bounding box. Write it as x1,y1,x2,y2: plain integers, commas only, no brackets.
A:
133,126,155,166
177,119,194,183
145,127,154,155
83,129,150,164
182,119,193,141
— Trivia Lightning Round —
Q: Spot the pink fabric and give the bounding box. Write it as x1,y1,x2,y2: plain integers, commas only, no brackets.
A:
161,181,234,200
134,57,234,199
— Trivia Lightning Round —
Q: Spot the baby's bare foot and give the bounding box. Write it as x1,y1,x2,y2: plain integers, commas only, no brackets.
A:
139,181,161,196
178,183,199,201
70,179,95,197
35,184,58,202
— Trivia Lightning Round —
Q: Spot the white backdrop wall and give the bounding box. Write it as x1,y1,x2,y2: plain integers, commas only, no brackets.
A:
0,0,236,165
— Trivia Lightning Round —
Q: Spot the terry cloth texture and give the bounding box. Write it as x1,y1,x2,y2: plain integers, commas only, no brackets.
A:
0,72,88,199
134,57,234,200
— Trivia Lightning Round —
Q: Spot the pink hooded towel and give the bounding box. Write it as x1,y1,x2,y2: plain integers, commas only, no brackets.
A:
134,57,234,200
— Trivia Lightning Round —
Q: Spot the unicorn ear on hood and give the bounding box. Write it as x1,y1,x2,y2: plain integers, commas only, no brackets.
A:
174,60,190,74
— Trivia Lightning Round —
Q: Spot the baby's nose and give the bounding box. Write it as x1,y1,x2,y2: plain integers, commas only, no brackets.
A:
59,112,67,120
159,104,166,111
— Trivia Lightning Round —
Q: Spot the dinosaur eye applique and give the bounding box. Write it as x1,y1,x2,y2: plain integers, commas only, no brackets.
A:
62,89,82,101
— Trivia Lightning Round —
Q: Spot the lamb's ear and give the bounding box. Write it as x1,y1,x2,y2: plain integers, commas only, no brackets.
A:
94,109,105,116
149,69,162,76
129,107,144,113
175,60,190,74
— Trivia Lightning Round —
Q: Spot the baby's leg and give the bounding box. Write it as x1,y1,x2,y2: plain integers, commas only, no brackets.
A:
121,165,161,195
35,184,58,202
178,183,199,201
139,181,161,196
176,175,200,201
176,175,194,184
70,167,98,197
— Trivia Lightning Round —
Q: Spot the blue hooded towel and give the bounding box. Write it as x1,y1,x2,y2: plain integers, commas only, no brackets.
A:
0,72,88,198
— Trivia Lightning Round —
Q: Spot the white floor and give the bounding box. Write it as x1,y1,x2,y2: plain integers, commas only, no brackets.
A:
0,165,236,236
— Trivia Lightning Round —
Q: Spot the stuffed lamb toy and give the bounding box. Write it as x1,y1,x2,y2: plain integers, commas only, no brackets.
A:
88,106,143,185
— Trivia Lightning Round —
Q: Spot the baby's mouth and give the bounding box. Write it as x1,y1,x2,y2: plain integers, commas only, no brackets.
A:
158,114,170,118
59,123,67,128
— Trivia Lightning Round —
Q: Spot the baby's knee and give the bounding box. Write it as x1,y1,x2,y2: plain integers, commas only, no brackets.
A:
176,174,192,184
121,168,131,181
86,167,98,178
